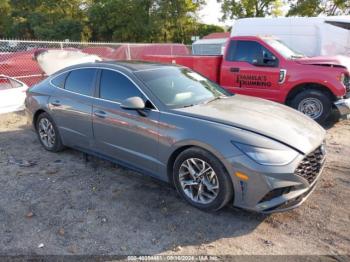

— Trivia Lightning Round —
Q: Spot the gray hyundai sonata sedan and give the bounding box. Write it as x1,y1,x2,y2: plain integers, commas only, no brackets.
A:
25,61,326,213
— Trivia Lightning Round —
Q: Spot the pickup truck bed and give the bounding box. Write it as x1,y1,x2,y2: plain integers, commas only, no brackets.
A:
143,55,222,83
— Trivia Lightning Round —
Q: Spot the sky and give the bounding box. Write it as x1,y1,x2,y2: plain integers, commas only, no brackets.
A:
199,0,291,27
198,0,231,27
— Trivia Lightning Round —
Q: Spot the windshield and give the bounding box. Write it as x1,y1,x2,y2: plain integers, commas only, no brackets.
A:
135,67,231,108
264,39,305,59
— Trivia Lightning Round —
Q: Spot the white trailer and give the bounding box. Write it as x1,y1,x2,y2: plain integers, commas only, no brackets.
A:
231,16,350,57
192,37,228,55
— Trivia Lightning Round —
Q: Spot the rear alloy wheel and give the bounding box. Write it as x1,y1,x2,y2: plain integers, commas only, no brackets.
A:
36,112,63,152
173,148,233,211
291,89,331,124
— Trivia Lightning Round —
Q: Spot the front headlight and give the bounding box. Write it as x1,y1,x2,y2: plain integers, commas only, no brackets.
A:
232,142,298,166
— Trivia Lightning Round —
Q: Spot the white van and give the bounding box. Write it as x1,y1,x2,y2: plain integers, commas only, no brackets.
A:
231,16,350,57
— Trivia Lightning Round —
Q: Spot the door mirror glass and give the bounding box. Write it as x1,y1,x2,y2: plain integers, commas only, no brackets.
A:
253,54,277,67
120,96,145,110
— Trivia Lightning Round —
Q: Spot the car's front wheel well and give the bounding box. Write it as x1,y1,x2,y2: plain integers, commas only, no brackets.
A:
33,109,46,130
167,145,231,186
285,83,336,105
167,145,193,185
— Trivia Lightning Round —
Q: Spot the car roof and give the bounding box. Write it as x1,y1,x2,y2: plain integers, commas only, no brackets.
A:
96,60,179,72
51,60,182,77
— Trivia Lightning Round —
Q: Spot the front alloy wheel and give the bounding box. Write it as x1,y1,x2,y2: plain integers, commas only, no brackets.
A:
179,158,219,204
173,147,233,211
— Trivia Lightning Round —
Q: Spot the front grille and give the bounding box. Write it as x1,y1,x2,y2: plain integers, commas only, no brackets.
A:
344,74,350,95
294,145,326,184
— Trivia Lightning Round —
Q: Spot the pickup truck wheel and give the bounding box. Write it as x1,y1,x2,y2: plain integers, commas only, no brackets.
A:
173,147,233,212
291,90,331,124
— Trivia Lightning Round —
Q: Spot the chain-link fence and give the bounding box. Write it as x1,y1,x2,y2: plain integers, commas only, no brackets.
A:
0,39,192,86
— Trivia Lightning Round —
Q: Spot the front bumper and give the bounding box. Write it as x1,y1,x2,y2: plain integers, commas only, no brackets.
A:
259,183,317,213
223,144,326,213
334,97,350,116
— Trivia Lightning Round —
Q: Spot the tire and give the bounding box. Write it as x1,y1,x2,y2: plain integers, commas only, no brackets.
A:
35,112,64,152
173,147,233,212
290,89,332,124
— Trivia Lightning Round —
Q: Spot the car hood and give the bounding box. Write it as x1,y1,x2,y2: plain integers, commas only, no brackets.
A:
173,95,325,154
295,55,350,72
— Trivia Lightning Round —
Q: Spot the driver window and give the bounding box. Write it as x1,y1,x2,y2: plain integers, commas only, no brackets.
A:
226,40,277,66
226,40,262,63
99,70,154,109
100,70,144,102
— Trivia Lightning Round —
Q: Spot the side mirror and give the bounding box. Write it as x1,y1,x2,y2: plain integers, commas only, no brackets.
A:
120,96,145,110
264,55,277,66
253,54,277,67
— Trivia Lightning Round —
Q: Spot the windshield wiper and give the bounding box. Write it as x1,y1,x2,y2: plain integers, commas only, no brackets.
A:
291,54,305,59
181,96,227,108
181,104,195,108
205,95,227,104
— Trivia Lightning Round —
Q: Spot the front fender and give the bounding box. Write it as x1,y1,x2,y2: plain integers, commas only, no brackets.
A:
285,66,347,99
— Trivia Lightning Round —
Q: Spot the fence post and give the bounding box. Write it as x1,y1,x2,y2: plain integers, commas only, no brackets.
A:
127,43,131,60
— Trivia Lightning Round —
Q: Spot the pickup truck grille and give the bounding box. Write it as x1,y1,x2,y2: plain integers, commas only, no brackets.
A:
295,145,326,184
344,74,350,95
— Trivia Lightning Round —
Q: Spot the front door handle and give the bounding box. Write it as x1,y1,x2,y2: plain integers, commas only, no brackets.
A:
51,100,61,107
230,67,240,73
94,110,106,118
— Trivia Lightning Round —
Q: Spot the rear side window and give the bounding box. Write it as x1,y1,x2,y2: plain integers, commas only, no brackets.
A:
51,72,68,89
99,69,143,102
64,69,97,96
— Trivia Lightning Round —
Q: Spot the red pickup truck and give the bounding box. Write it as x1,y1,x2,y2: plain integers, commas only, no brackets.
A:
144,36,350,123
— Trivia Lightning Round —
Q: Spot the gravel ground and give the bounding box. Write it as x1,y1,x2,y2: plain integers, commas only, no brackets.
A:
0,111,349,257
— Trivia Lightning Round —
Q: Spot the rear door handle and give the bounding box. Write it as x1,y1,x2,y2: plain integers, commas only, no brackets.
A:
230,67,240,73
51,100,61,107
94,110,107,118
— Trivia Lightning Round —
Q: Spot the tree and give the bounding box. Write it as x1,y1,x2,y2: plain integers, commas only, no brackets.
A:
218,0,284,19
154,0,205,43
88,0,205,44
195,23,225,39
88,0,156,42
288,0,350,16
1,0,221,43
0,0,12,38
5,0,89,40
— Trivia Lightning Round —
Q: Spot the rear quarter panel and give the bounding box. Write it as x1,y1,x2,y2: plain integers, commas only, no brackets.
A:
25,80,52,127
